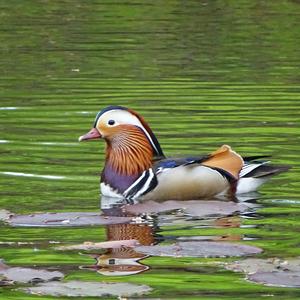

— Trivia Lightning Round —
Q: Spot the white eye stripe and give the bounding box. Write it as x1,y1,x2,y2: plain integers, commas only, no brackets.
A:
98,110,140,126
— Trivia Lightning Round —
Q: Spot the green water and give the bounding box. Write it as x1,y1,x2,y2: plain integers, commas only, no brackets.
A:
1,0,300,299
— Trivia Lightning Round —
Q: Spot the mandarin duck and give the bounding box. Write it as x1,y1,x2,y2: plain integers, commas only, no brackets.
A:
79,106,289,201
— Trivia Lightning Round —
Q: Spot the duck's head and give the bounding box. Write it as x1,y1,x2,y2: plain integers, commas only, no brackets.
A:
79,106,164,158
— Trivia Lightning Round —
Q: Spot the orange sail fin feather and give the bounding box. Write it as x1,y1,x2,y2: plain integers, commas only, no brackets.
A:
203,145,244,179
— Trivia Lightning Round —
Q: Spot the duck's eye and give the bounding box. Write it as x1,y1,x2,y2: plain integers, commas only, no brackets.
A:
108,119,115,126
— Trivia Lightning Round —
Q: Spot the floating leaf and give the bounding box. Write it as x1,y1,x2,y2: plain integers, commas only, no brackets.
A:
123,200,252,218
20,280,152,297
136,241,262,258
6,212,132,227
0,260,63,283
56,239,139,251
226,257,300,287
248,271,300,288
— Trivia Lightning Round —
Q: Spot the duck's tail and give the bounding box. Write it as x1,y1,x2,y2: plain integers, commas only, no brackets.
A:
236,156,290,194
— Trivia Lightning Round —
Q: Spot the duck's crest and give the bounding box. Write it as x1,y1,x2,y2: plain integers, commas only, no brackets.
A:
127,108,164,158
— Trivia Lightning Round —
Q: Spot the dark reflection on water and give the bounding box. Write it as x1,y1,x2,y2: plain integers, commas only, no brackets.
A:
76,194,261,277
80,222,154,276
83,196,160,276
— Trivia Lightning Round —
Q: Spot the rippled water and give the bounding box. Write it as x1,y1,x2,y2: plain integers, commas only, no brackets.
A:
1,1,300,299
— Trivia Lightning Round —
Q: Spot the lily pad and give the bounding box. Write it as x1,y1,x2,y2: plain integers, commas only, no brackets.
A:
5,212,132,227
0,260,63,283
226,257,300,287
176,234,243,242
135,241,262,258
183,201,252,217
56,239,139,251
20,280,152,297
248,271,300,288
123,200,253,218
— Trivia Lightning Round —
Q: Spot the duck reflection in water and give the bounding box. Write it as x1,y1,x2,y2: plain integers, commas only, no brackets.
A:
80,196,159,276
79,193,259,276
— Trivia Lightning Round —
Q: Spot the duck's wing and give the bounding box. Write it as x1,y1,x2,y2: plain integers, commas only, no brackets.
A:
154,145,243,180
154,155,209,172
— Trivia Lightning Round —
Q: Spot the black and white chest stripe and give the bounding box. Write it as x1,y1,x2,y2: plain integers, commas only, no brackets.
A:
123,168,158,200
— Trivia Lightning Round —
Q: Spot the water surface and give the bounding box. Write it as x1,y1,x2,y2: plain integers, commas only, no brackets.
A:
0,1,300,299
